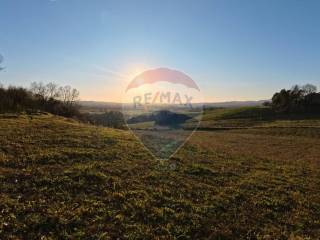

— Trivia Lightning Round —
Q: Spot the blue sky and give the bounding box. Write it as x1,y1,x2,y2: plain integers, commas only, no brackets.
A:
0,0,320,102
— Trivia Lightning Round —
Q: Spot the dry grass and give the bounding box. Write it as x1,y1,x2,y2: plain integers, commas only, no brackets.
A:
0,110,319,239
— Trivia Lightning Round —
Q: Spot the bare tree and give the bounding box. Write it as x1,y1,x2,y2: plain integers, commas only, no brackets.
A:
46,82,60,99
30,82,47,98
58,85,70,103
302,84,317,95
70,88,79,103
58,85,79,104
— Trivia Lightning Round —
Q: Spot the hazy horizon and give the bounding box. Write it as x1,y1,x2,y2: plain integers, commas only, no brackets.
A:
1,0,320,102
79,98,268,104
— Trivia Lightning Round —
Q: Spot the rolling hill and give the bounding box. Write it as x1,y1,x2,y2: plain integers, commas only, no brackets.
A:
0,109,319,239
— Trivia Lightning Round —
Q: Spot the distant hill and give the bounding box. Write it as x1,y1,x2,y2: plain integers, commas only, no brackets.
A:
79,100,267,110
79,101,123,109
201,100,267,108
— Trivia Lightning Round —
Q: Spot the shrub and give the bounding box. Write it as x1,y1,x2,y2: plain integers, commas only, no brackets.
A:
0,82,80,118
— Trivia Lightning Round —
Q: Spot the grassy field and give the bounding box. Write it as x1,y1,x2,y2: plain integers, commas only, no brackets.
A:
0,108,320,239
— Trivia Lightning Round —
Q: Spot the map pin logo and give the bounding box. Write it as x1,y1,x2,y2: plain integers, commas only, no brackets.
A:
122,67,203,160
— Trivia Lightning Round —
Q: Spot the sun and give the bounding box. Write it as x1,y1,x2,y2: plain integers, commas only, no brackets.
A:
125,63,150,81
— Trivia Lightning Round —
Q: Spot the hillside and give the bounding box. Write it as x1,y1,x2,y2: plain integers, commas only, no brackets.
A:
0,112,320,239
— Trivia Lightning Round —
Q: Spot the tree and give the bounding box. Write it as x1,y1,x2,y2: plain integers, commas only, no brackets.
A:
70,88,79,104
30,82,79,105
271,89,291,112
46,82,60,99
302,84,317,95
6,86,33,112
30,82,47,99
0,82,81,117
271,84,320,113
290,85,304,99
58,85,79,104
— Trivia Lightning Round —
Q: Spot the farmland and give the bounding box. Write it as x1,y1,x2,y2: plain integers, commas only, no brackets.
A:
0,108,320,239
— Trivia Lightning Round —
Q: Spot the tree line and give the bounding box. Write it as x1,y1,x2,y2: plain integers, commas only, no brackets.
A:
268,84,320,113
0,82,80,117
0,81,127,128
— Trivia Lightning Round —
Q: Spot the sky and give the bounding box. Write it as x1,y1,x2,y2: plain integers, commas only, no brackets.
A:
0,0,320,102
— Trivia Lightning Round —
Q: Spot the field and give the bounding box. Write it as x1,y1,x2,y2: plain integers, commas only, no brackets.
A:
0,108,320,239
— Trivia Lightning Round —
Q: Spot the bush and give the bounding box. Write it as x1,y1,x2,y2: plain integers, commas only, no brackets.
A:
0,83,80,118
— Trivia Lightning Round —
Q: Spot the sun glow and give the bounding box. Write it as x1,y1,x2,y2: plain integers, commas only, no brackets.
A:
125,63,150,81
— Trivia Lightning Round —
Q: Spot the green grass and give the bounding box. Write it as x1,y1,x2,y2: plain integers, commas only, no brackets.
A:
198,106,320,129
0,112,320,239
